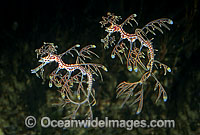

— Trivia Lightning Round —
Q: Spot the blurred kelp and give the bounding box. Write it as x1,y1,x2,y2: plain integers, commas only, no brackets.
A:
0,0,199,134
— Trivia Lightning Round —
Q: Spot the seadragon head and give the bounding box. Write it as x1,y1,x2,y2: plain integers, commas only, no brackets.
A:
100,12,121,34
100,12,122,49
105,23,120,34
39,54,58,64
31,54,59,75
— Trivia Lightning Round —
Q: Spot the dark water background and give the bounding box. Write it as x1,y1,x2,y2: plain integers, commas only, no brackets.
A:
0,0,199,134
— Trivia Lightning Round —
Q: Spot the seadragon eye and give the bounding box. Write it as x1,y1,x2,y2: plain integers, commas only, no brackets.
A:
50,56,55,59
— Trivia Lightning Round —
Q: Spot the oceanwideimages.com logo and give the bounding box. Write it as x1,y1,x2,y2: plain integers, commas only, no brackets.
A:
25,116,175,130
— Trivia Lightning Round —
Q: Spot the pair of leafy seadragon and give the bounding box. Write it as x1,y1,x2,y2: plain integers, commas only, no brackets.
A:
31,12,173,119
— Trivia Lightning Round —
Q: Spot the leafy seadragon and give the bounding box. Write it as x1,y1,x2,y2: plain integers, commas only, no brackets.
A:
100,12,173,114
31,42,107,119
